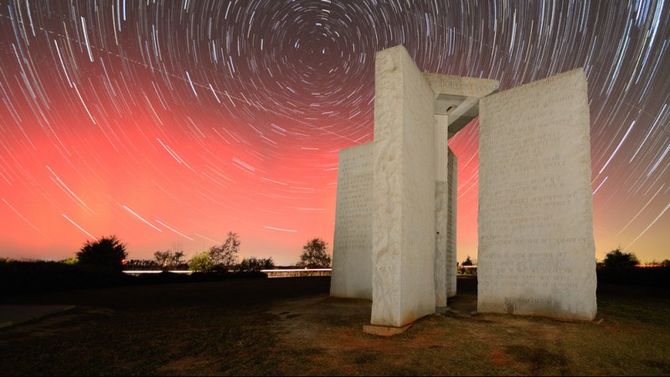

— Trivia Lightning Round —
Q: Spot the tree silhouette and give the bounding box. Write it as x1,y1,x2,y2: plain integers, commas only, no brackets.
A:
154,250,185,271
297,238,331,268
603,248,639,270
76,235,127,272
209,232,240,270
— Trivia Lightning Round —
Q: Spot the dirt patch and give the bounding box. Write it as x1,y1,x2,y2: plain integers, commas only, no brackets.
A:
489,346,513,367
158,355,218,376
505,345,569,375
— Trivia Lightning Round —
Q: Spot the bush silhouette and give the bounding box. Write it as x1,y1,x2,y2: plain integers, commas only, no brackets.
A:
238,257,274,272
76,235,127,273
603,248,639,270
189,251,215,273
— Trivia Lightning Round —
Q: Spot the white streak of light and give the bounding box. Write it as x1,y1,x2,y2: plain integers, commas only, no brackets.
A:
647,142,669,177
194,233,221,244
80,17,94,62
598,120,635,175
72,82,97,124
264,226,297,233
592,176,608,196
155,219,194,240
62,213,95,239
157,138,188,166
122,205,162,232
208,83,221,103
185,71,198,97
47,165,94,213
626,203,669,248
616,184,665,237
2,198,48,237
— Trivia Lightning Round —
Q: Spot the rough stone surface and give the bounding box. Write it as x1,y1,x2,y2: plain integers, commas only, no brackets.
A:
447,148,458,298
434,179,448,308
330,143,374,300
371,45,436,327
434,115,449,308
477,68,597,321
424,74,501,98
330,46,597,328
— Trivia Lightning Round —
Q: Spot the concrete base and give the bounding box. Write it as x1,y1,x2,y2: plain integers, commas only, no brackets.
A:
363,323,412,337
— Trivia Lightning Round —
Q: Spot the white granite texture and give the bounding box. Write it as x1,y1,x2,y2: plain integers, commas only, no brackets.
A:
330,46,596,327
477,68,597,321
434,179,448,308
434,115,449,308
330,143,374,299
371,45,436,327
424,74,501,99
447,148,458,298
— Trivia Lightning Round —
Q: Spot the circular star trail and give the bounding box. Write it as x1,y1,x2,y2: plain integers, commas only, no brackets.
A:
0,0,668,264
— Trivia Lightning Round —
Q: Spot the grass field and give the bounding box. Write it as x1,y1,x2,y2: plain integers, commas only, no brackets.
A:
1,276,669,376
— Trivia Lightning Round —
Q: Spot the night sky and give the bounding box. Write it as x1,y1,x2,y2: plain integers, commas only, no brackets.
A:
0,0,668,265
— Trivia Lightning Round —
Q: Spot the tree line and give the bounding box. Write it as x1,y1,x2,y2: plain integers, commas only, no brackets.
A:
68,233,332,274
456,248,670,273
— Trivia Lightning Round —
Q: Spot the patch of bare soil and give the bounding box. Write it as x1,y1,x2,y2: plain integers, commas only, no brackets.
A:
266,285,670,376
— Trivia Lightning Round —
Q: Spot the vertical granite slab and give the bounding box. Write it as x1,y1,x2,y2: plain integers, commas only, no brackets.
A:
447,147,458,298
371,45,436,327
434,115,449,308
478,68,597,320
330,143,374,299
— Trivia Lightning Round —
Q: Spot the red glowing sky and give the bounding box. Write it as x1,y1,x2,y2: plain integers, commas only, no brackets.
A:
1,1,668,265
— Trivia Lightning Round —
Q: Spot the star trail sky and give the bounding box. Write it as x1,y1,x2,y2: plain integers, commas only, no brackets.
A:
0,0,668,265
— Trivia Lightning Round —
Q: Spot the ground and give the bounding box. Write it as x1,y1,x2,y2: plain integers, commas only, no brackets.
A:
1,276,669,376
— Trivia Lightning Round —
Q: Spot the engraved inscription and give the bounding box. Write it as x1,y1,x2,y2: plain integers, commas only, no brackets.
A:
330,144,374,299
478,69,597,320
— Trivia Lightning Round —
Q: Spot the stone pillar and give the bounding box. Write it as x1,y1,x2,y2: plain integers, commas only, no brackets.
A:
370,45,436,328
434,115,449,309
447,147,458,298
477,68,597,320
330,143,374,299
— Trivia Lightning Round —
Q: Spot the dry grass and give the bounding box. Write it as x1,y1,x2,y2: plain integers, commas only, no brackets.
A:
1,277,669,376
